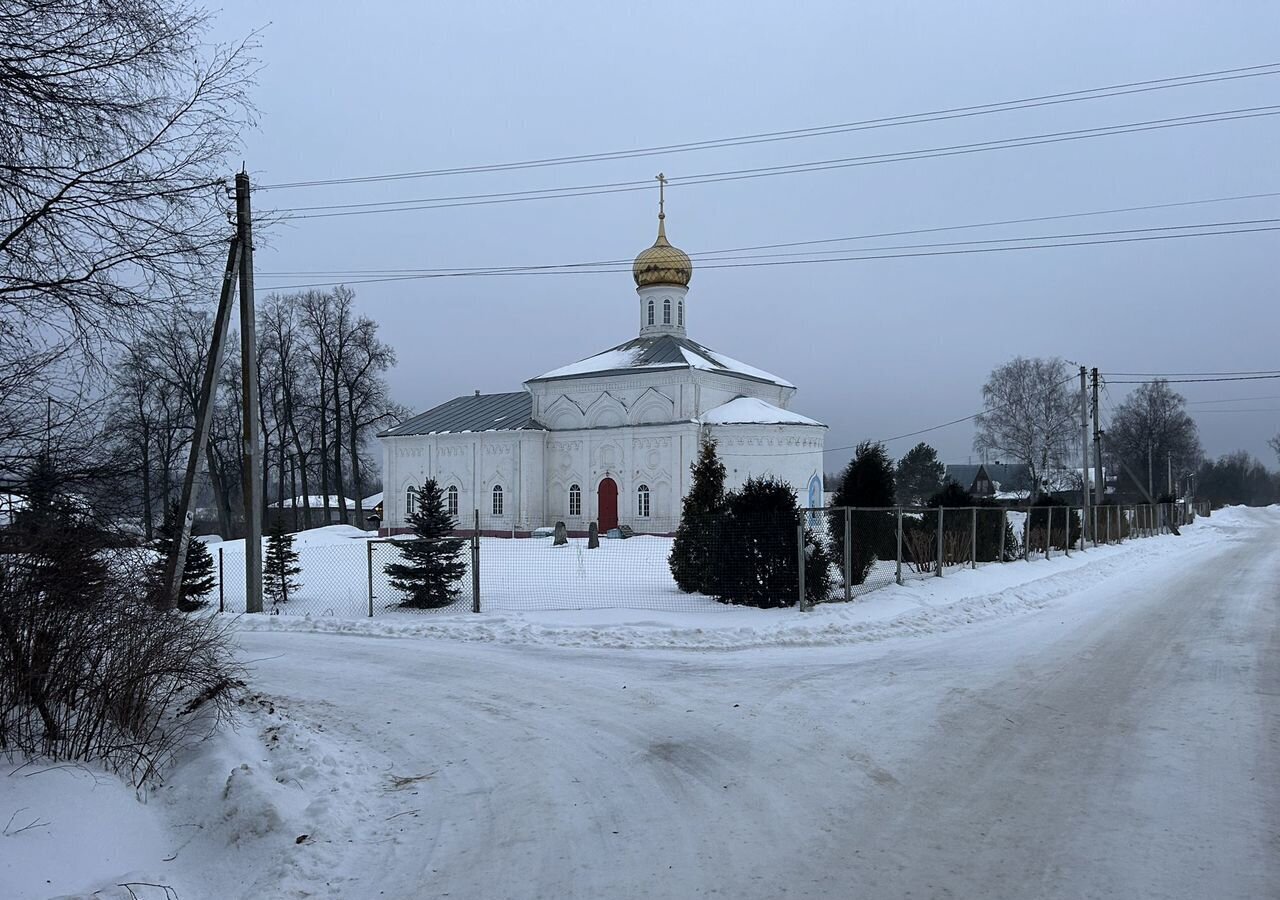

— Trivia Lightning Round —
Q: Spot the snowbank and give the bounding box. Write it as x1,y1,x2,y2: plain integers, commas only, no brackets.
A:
1,694,394,900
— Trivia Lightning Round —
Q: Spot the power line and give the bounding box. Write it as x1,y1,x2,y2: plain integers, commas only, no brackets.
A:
1187,394,1280,404
268,105,1280,219
1101,369,1280,376
656,191,1280,260
765,375,1080,460
256,221,1280,291
533,217,1280,267
1105,374,1280,384
256,62,1280,190
828,373,1280,463
257,196,1280,277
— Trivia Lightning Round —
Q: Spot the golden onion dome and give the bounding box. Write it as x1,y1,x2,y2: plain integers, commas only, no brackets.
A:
632,216,693,288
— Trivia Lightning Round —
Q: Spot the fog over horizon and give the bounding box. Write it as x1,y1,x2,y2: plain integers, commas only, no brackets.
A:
213,1,1280,475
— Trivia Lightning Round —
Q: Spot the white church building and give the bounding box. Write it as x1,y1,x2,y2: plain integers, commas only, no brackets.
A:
378,196,826,536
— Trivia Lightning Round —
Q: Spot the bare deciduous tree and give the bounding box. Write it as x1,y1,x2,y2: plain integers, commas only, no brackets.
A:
0,0,256,489
0,1,256,343
341,316,404,529
1105,379,1202,497
973,356,1079,501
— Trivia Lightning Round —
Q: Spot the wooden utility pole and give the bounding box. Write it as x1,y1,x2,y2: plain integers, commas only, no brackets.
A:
162,236,241,607
1080,366,1091,543
236,170,263,613
1152,442,1162,499
1091,368,1104,505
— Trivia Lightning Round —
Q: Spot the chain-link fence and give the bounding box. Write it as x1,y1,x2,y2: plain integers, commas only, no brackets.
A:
209,500,1206,617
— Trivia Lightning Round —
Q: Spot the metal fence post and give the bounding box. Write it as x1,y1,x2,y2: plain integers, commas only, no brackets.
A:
1047,506,1054,559
998,507,1006,563
935,507,944,577
1092,505,1099,548
895,507,903,585
1064,508,1071,557
797,523,809,611
843,507,852,603
218,546,224,613
970,506,977,569
366,540,375,617
1023,507,1031,561
472,509,481,613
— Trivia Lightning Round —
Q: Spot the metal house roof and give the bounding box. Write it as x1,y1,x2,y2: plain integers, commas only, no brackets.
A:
379,391,538,437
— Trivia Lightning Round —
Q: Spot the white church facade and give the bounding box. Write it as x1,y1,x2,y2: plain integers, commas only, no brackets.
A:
378,195,826,536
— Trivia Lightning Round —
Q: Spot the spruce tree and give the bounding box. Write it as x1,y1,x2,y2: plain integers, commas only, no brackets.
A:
182,536,217,608
384,478,467,609
263,518,302,606
710,476,833,608
895,442,945,507
668,435,727,593
11,451,108,608
150,504,217,610
828,441,897,586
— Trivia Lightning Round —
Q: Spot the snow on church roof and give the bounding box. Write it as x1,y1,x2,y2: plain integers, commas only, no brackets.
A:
699,397,824,427
529,334,794,388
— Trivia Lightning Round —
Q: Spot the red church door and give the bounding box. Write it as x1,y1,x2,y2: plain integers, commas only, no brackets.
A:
597,477,618,532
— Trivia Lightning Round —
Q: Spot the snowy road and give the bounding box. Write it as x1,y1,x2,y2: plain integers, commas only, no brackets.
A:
232,514,1278,899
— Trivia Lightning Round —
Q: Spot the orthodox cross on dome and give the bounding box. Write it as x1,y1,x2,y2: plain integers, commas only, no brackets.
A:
632,172,691,297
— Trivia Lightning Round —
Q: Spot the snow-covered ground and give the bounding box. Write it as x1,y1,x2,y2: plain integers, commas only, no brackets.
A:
209,526,739,615
4,506,1276,899
225,513,1194,650
207,516,1064,616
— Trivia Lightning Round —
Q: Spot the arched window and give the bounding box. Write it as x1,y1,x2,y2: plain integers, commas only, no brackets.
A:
405,485,417,516
568,484,582,517
637,484,651,518
663,298,671,324
492,484,504,516
677,300,683,327
647,300,654,325
446,484,459,517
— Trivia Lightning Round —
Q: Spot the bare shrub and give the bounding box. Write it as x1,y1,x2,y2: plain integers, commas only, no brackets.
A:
903,524,936,574
0,521,242,787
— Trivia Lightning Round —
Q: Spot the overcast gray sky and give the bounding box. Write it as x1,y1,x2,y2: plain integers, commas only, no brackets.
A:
213,0,1280,473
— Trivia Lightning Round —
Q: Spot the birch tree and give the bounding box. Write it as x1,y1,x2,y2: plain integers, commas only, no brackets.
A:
973,357,1079,502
